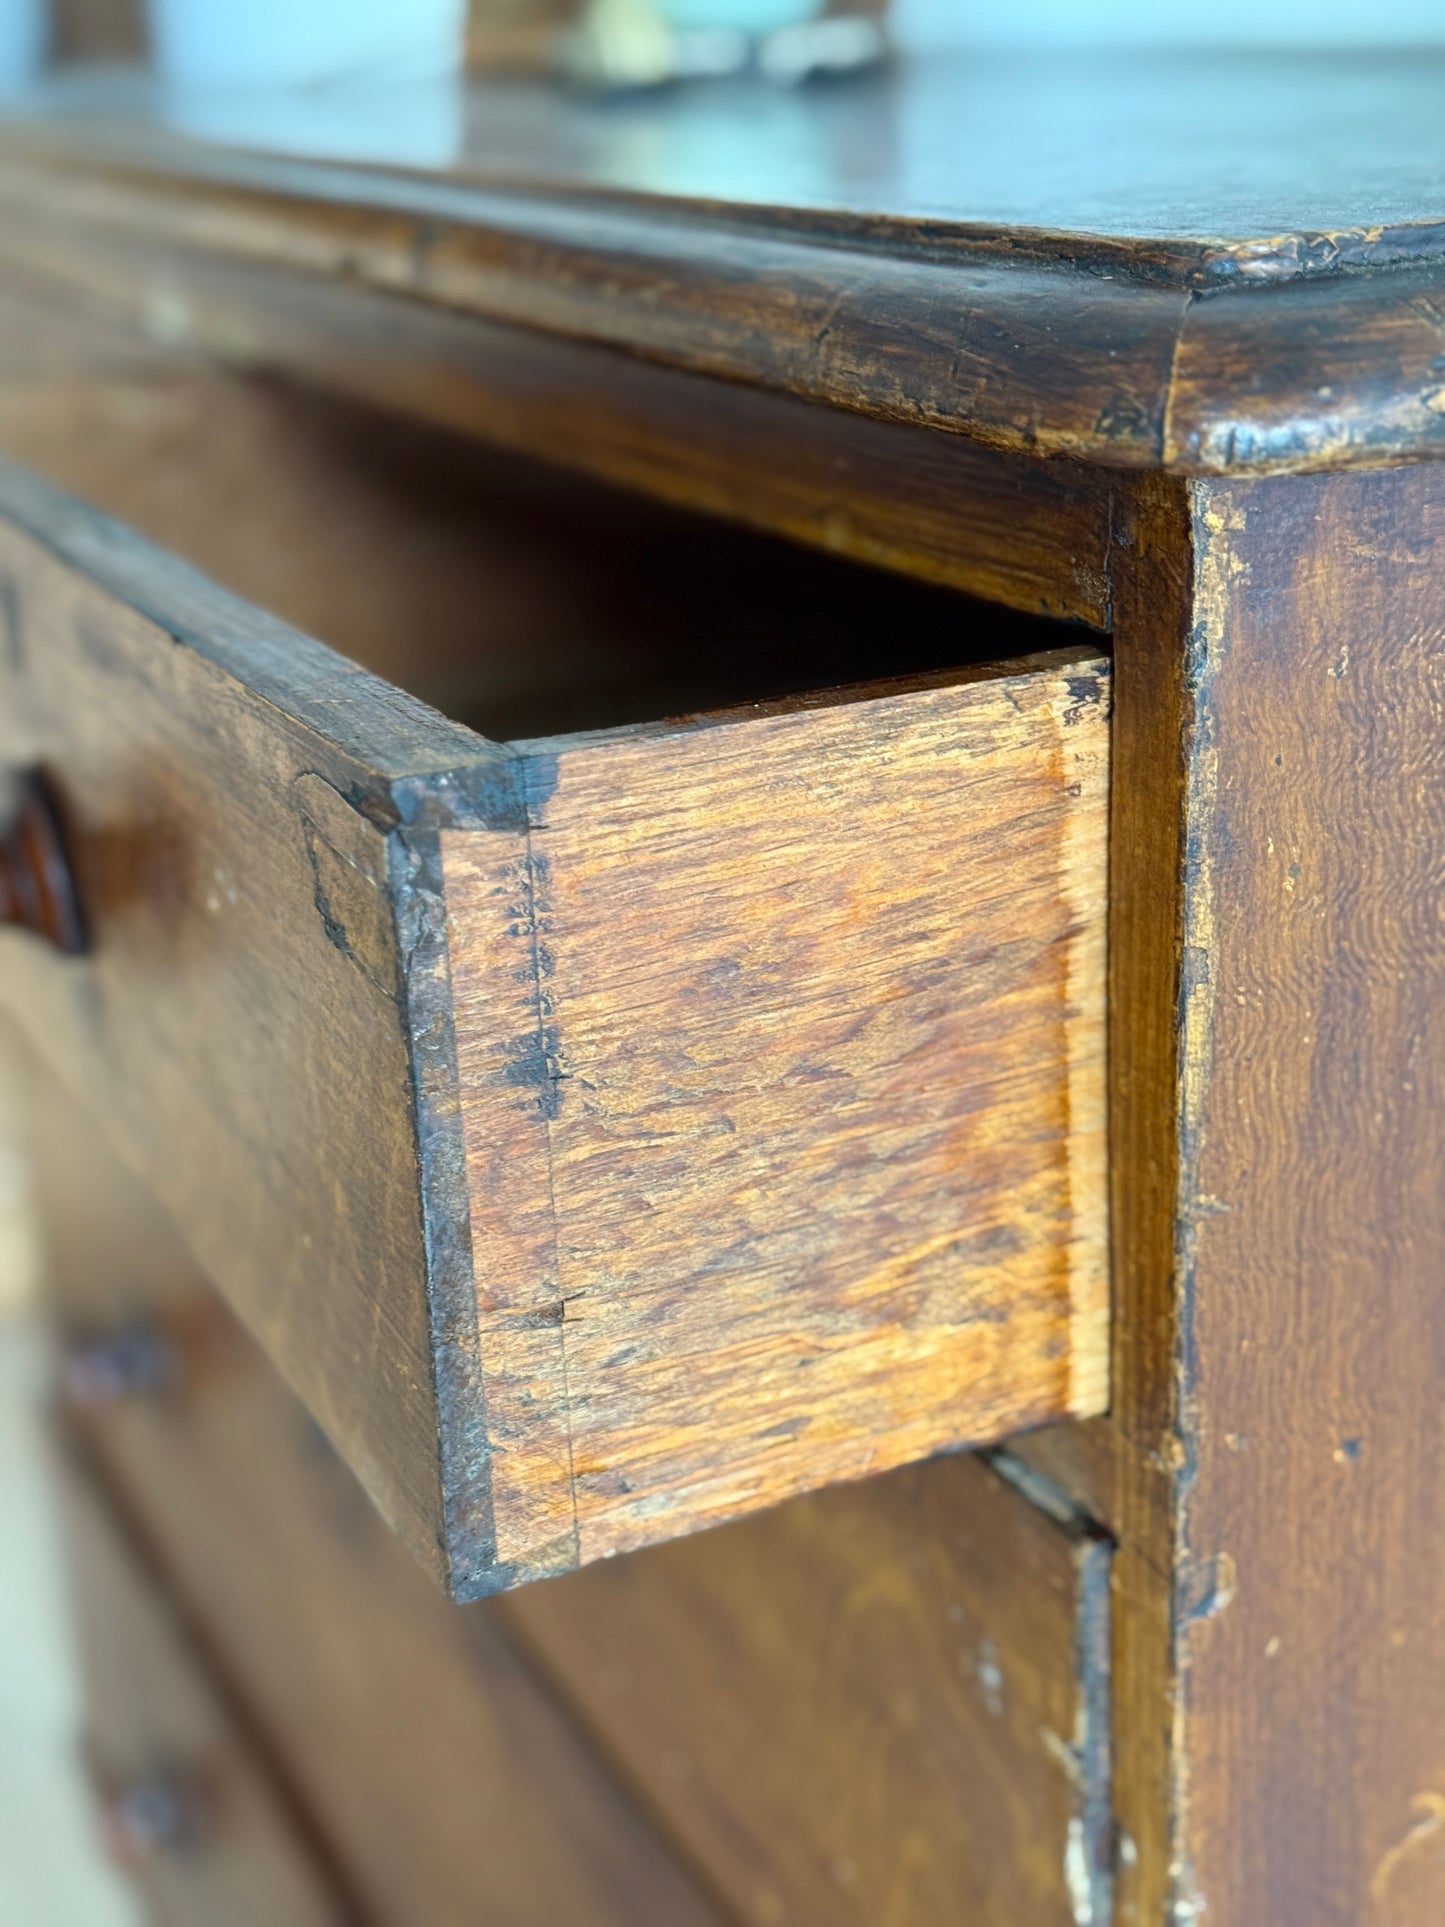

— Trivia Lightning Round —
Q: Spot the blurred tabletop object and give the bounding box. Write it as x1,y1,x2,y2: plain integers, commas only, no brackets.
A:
0,42,1442,1927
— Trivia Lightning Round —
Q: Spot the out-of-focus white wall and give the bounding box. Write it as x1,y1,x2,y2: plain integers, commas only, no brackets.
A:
0,1037,138,1925
147,0,468,88
0,1320,142,1927
895,0,1445,48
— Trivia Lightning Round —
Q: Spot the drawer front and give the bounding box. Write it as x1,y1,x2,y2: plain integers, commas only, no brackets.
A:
503,1456,1113,1927
0,459,1108,1595
59,1453,347,1927
40,1123,721,1927
46,1094,1110,1927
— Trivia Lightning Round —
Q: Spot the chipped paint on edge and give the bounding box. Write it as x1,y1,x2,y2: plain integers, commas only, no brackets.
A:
1166,480,1251,1925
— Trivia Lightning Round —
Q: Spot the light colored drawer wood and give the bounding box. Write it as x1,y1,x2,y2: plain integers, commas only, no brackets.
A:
59,1451,347,1927
0,458,1108,1594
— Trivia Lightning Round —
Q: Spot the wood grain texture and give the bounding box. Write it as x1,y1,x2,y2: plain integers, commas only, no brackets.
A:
1165,264,1445,475
1170,468,1445,1924
33,1068,724,1927
4,69,1445,479
444,655,1110,1575
56,1352,724,1922
0,458,494,1587
21,52,1445,276
1007,475,1195,1924
41,1057,1110,1925
1018,467,1445,1924
0,234,1115,625
0,361,1095,735
0,140,1190,470
0,460,1106,1595
29,1015,1117,1924
502,1449,1112,1927
1090,476,1195,1927
59,1453,349,1927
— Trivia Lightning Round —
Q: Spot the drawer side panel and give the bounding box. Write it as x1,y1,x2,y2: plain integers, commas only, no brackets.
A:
444,653,1110,1572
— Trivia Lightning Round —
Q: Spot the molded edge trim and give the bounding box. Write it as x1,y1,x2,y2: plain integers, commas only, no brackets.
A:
2,131,1444,477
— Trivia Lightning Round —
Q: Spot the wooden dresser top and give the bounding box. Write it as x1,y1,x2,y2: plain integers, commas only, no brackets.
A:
1,53,1443,475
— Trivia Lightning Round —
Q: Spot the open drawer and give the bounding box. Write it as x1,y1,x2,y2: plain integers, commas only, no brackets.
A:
0,444,1108,1597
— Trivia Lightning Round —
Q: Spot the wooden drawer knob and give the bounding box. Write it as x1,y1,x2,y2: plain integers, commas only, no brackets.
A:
0,770,87,954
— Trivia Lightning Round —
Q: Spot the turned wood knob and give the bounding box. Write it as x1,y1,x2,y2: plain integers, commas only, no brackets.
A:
0,770,87,953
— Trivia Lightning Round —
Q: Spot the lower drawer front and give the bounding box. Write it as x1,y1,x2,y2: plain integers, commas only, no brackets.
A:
503,1454,1113,1927
68,1275,1112,1927
44,1074,1111,1927
57,1309,721,1927
59,1453,345,1927
31,1036,719,1927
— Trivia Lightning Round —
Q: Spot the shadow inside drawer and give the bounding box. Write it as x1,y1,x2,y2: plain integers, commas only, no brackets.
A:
0,365,1095,741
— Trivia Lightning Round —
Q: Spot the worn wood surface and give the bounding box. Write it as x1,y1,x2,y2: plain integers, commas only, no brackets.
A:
445,655,1109,1574
59,1451,349,1927
0,238,1114,625
3,59,1445,478
35,1074,724,1927
0,460,1106,1593
1167,468,1445,1923
0,459,491,1586
64,1355,723,1927
1095,476,1195,1927
1017,466,1445,1924
1007,474,1194,1923
0,146,1184,470
0,362,1090,733
502,1449,1111,1927
40,1052,1110,1925
6,52,1443,1915
19,52,1445,270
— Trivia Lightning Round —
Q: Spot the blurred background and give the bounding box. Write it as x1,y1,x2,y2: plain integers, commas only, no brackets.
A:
0,1045,138,1924
1,0,1443,1922
3,0,1445,96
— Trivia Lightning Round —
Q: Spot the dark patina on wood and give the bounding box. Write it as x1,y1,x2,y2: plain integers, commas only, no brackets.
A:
4,55,1445,496
0,459,1108,1596
6,52,1445,1924
504,1445,1113,1927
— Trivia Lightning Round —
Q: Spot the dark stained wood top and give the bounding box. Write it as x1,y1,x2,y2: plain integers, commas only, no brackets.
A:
3,53,1445,474
458,51,1445,274
19,52,1445,274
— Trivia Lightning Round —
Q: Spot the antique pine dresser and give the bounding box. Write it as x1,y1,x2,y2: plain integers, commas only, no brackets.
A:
0,47,1442,1927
